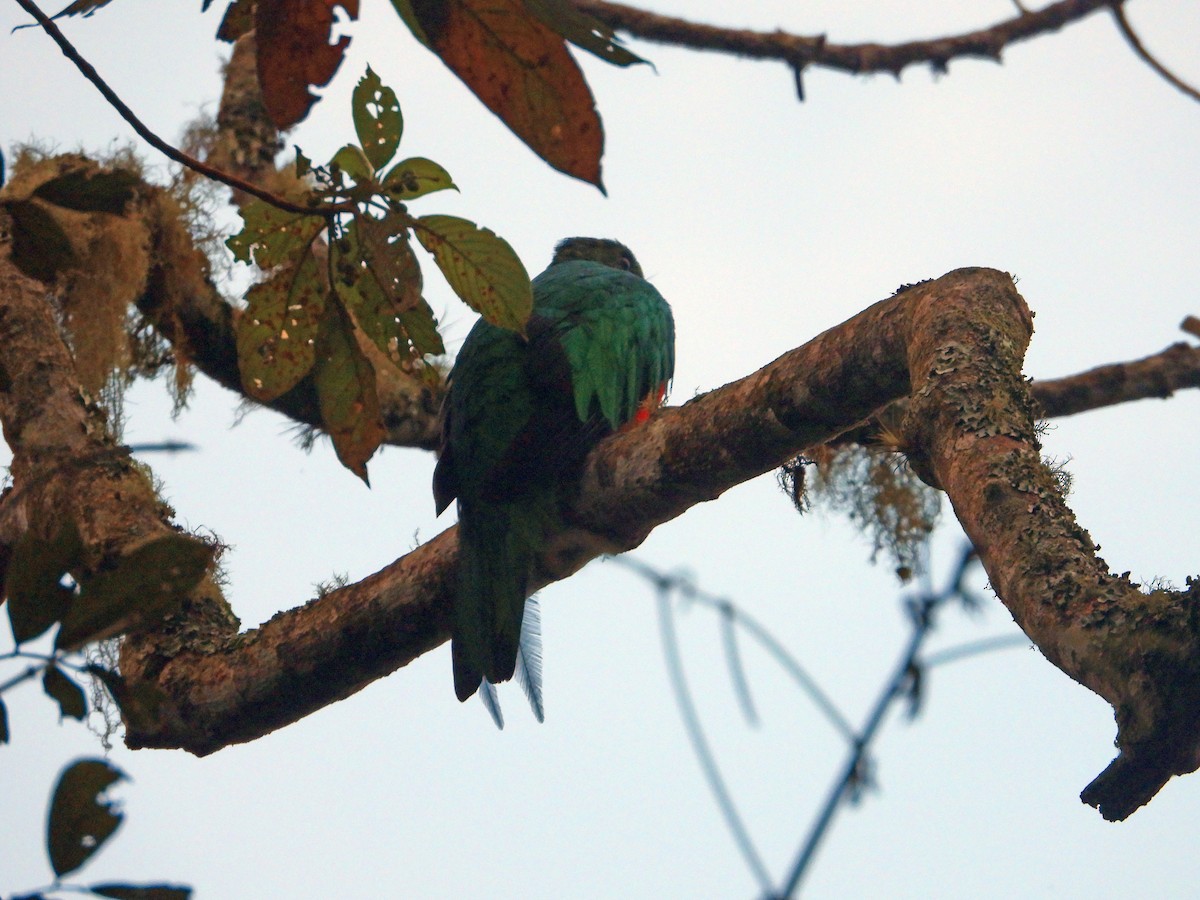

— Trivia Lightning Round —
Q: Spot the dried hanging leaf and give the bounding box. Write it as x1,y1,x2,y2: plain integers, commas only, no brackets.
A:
404,0,604,187
256,0,360,128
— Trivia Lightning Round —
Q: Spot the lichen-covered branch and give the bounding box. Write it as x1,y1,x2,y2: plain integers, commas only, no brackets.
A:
115,269,1200,821
575,0,1118,89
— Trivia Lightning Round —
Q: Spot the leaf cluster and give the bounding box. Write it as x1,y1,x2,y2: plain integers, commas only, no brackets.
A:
226,68,533,480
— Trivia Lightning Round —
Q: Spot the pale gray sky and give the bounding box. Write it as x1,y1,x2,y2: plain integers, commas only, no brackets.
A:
3,2,1199,897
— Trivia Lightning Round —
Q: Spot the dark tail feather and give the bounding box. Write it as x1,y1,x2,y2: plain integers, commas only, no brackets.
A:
451,501,538,701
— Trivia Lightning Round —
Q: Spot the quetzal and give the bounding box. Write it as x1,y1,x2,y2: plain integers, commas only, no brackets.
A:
433,237,675,712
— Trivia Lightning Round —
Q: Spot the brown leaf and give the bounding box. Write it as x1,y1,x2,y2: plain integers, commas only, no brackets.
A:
256,0,360,128
410,0,604,188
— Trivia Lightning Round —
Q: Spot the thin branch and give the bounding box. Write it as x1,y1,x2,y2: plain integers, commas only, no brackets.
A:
613,556,855,740
10,0,343,217
656,590,775,894
1111,4,1200,104
776,549,978,898
576,0,1118,87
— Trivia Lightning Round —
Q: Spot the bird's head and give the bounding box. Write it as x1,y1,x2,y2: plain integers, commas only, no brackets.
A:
551,237,643,278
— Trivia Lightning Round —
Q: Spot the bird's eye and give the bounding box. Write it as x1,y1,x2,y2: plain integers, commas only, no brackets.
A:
618,256,633,271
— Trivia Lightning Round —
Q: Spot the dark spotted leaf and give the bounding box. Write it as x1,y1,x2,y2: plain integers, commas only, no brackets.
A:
314,304,385,481
90,883,193,900
56,535,213,651
256,0,360,128
334,215,444,357
415,214,531,333
353,67,403,170
47,759,127,877
32,169,140,214
236,252,326,402
226,199,325,268
382,156,457,201
4,200,76,282
43,665,88,721
404,0,604,187
5,522,83,644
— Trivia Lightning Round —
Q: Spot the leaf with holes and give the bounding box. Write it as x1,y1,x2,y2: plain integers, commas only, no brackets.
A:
47,759,127,877
256,0,360,127
314,304,385,481
415,214,531,333
236,252,326,402
353,67,403,170
404,0,604,187
56,535,213,651
5,522,83,644
523,0,647,67
382,156,457,201
227,199,325,268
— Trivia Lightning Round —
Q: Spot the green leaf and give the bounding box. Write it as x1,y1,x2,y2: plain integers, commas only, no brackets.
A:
397,298,447,357
86,665,166,727
5,522,83,644
56,535,213,651
32,169,140,214
47,759,127,878
388,0,430,45
314,304,385,482
226,199,325,268
382,156,457,201
43,665,88,721
236,252,326,402
522,0,648,67
295,148,314,177
4,199,76,282
90,883,193,900
0,697,9,744
330,144,374,184
415,214,531,332
353,67,403,171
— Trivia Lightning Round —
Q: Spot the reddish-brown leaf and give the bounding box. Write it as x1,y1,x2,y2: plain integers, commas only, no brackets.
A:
256,0,360,128
411,0,604,188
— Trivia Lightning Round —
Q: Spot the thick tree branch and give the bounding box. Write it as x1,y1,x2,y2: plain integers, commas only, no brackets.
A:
115,269,1200,830
576,0,1118,90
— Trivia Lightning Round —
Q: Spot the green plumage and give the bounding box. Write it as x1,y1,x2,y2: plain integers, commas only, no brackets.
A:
433,238,675,704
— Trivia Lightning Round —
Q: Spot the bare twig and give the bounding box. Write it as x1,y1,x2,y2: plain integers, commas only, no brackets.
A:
10,0,343,216
575,0,1119,88
1111,4,1200,104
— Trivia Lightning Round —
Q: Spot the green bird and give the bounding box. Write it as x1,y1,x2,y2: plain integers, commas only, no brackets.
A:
433,237,675,714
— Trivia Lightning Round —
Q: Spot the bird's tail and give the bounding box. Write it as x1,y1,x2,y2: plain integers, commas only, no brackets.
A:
452,497,552,702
